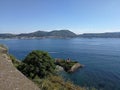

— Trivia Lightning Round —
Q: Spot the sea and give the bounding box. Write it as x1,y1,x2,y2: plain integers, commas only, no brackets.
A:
0,38,120,90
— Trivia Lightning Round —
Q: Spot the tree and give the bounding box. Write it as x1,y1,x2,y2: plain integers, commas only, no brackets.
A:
17,50,55,79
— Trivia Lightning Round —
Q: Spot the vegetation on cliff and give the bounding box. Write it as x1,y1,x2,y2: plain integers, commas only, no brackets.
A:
10,50,86,90
17,50,55,79
34,75,85,90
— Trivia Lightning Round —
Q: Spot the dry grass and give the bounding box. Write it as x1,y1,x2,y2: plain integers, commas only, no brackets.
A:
33,75,86,90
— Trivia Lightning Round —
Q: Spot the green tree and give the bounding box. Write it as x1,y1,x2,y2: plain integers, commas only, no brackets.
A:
18,50,55,79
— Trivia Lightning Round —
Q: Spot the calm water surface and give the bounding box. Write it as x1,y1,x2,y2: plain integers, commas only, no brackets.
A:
0,38,120,90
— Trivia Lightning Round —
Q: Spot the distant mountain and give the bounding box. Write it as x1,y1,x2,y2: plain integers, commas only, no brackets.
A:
78,32,120,38
0,30,77,39
17,31,48,37
48,30,76,37
1,30,120,39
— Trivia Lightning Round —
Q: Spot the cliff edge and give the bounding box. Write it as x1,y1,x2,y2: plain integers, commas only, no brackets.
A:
0,45,40,90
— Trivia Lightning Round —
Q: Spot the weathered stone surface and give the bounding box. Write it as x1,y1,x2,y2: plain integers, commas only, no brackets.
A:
0,45,8,54
0,46,40,90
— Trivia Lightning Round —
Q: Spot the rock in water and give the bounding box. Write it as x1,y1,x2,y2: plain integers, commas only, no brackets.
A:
68,63,83,72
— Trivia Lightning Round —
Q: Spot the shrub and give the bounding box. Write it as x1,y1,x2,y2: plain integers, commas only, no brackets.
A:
18,50,55,79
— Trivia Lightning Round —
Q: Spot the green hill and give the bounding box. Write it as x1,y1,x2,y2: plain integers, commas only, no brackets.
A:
0,30,76,39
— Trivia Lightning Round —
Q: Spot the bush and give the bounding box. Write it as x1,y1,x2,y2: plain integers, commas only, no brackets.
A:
18,50,55,79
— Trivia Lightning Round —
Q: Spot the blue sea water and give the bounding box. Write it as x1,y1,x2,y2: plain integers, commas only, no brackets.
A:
0,38,120,90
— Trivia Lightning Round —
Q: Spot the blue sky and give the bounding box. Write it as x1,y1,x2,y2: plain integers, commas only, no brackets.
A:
0,0,120,34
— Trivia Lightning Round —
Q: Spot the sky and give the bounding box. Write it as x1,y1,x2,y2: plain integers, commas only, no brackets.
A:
0,0,120,34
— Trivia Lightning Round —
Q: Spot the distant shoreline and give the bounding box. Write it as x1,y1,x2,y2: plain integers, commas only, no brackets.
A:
1,37,120,40
1,30,120,39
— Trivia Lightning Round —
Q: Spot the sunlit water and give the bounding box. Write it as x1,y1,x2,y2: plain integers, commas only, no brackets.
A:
0,38,120,90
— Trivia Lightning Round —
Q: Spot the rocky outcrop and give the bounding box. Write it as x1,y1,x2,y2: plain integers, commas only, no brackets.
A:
0,45,8,54
68,63,83,73
0,45,40,90
55,65,64,72
55,59,83,73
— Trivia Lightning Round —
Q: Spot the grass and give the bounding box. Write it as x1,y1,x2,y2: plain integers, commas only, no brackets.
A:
10,55,86,90
33,75,86,90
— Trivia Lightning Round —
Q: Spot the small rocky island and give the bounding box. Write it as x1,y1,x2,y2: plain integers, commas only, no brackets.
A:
55,58,83,72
